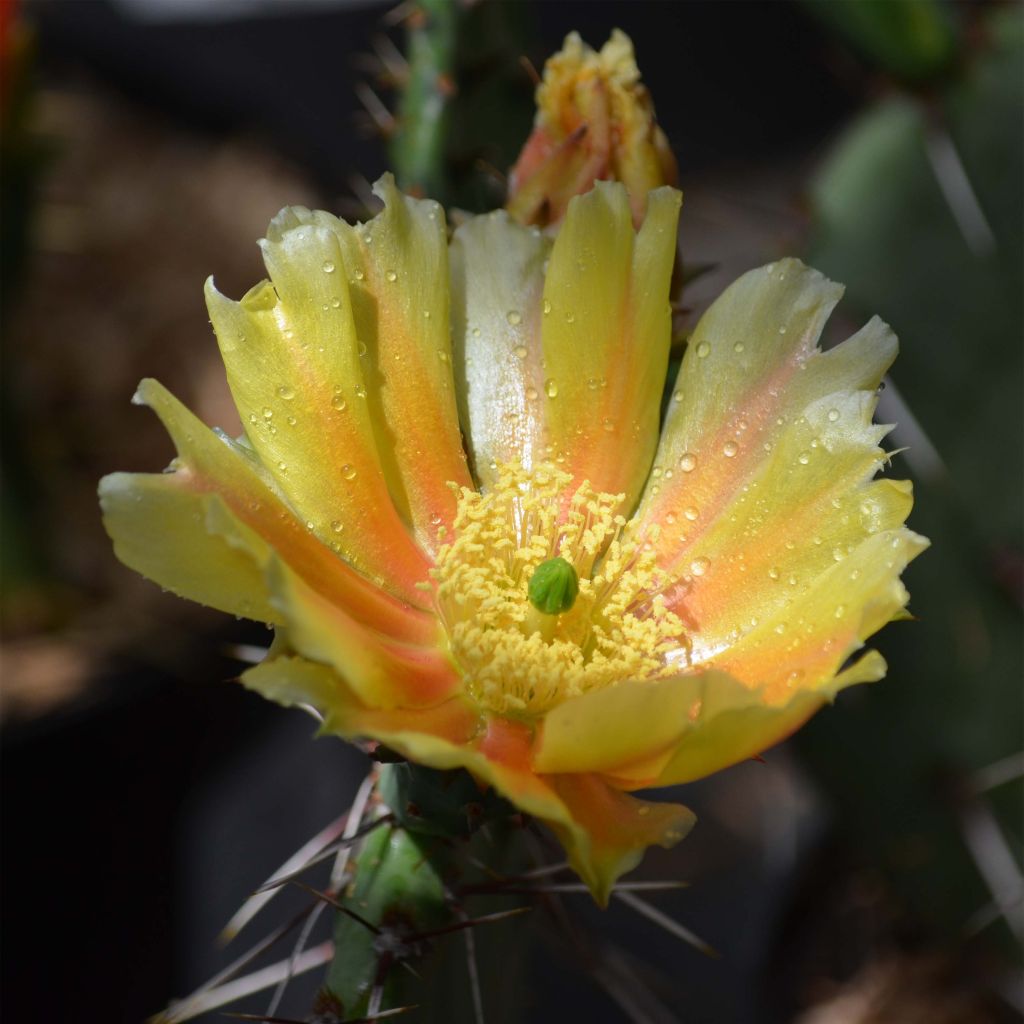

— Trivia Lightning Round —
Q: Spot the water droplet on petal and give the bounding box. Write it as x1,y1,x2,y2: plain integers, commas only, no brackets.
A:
322,260,335,274
798,451,810,465
342,464,357,481
690,556,710,577
696,340,711,358
526,386,538,401
386,270,397,282
733,341,745,353
723,440,738,458
331,394,347,411
514,345,527,360
672,390,683,403
506,310,522,326
827,408,840,422
684,506,699,522
545,378,558,398
331,520,344,533
277,385,295,401
542,300,552,315
679,452,697,472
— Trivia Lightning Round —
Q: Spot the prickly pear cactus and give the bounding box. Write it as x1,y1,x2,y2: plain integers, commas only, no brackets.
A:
325,763,531,1021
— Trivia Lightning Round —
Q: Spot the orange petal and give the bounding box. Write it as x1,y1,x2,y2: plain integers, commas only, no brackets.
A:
105,379,435,641
243,657,692,904
634,259,925,695
540,182,681,508
265,557,458,710
206,210,433,598
452,183,680,509
331,175,473,547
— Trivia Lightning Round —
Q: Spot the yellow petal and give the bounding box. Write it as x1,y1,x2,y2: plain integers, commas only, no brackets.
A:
243,656,691,904
206,211,432,601
450,209,551,488
330,175,473,546
653,653,888,787
541,182,680,507
635,258,925,694
533,673,706,776
545,774,695,906
103,379,436,642
452,184,680,503
99,473,279,623
264,557,459,710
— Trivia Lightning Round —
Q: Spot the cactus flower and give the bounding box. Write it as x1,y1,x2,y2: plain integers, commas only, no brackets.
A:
100,174,926,903
507,29,677,229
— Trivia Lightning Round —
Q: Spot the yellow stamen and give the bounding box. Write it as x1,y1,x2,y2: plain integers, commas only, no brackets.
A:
430,463,688,717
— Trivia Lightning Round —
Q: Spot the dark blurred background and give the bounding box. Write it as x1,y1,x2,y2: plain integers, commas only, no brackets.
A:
2,1,1021,1022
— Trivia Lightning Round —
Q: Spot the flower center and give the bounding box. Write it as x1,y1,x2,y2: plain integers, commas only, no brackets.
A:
429,463,687,717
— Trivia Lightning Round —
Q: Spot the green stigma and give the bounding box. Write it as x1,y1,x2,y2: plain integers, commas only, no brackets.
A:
528,556,579,615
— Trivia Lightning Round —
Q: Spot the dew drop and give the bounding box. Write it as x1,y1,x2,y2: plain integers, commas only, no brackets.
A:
438,349,449,363
832,547,845,562
733,341,745,353
514,345,527,360
526,386,538,401
248,413,258,425
827,408,840,423
305,520,315,531
322,260,335,274
672,390,684,403
331,297,341,309
355,385,367,398
602,417,615,433
695,340,711,358
506,310,522,326
423,310,431,319
778,325,787,335
331,520,344,533
565,312,576,324
277,461,287,471
690,556,710,577
277,385,295,401
665,513,677,525
353,269,365,281
542,300,552,315
723,440,738,458
798,451,810,465
386,270,398,282
684,506,699,522
774,622,787,634
262,407,273,419
331,394,347,411
768,566,780,581
287,415,297,426
834,604,846,618
679,452,697,472
342,464,357,481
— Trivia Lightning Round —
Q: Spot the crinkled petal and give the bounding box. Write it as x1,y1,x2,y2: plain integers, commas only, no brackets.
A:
635,259,925,694
452,183,680,508
206,215,432,599
100,379,436,641
243,657,692,904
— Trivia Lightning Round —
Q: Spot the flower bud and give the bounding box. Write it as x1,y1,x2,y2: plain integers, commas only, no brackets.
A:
507,29,678,229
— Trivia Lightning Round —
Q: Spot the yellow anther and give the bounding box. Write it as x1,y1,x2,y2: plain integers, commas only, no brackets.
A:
430,463,687,717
